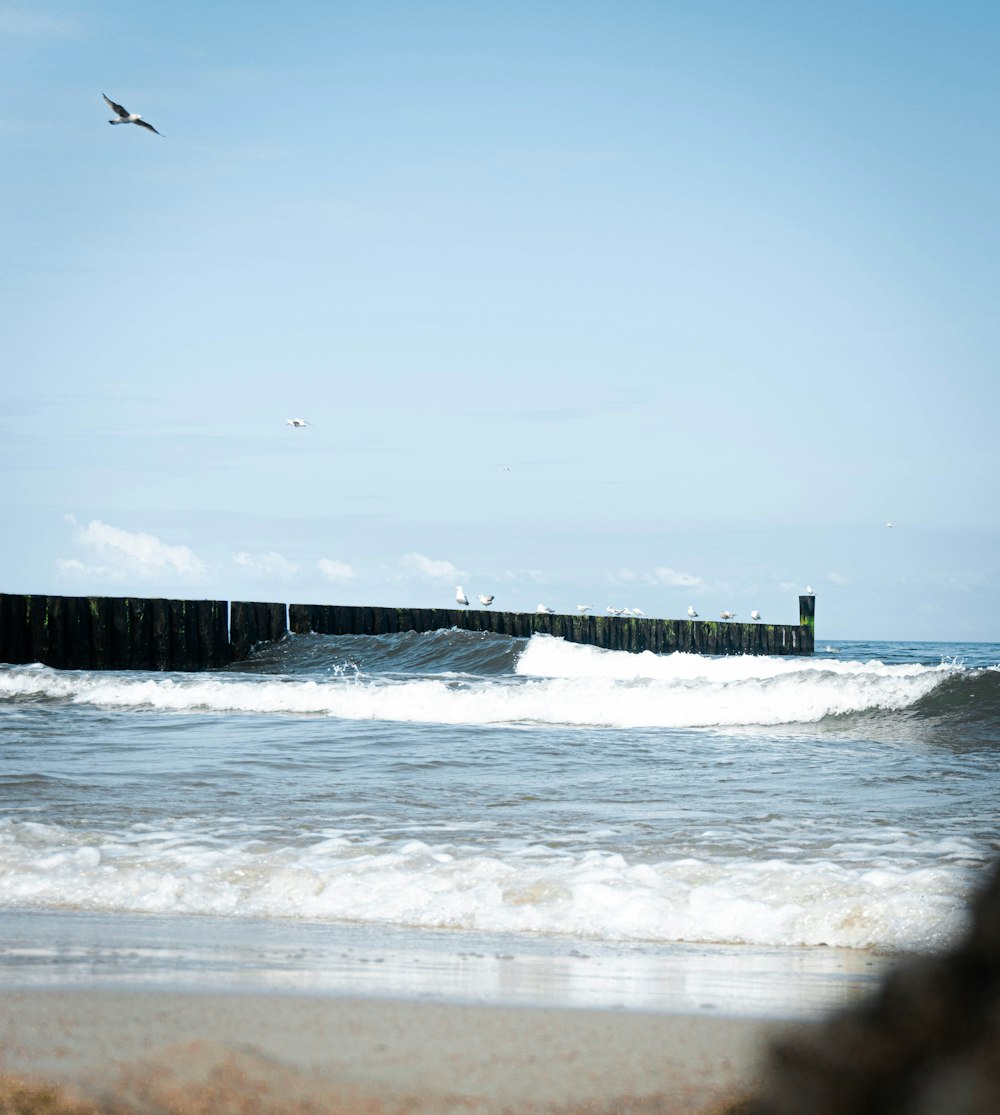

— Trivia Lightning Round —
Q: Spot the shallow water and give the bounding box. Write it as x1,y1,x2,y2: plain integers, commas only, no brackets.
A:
2,633,998,1016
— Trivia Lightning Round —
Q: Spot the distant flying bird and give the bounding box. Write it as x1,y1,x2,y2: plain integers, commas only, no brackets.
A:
536,603,554,614
103,93,163,135
286,418,310,428
750,610,762,622
687,606,698,619
455,586,469,607
577,604,593,613
886,521,894,528
477,594,494,607
500,465,511,473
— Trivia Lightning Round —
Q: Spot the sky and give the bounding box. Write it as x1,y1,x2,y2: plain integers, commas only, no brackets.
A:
2,0,998,643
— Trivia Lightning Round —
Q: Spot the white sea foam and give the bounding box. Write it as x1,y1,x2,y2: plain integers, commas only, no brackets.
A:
516,636,946,683
0,818,974,951
0,643,958,729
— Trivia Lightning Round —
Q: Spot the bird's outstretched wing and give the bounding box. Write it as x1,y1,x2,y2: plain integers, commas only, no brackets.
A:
135,119,164,136
103,93,128,118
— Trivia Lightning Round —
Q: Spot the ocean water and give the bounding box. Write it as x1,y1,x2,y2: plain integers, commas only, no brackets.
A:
1,632,998,1018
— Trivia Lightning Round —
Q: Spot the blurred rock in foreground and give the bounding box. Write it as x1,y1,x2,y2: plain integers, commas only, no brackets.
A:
734,860,1000,1115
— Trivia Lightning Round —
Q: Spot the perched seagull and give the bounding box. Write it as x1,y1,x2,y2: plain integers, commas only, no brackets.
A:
805,585,814,595
103,93,164,136
455,586,469,607
606,606,623,616
577,604,593,613
630,607,646,616
750,610,762,622
536,603,554,614
286,418,310,428
687,606,698,619
720,611,736,621
477,594,494,607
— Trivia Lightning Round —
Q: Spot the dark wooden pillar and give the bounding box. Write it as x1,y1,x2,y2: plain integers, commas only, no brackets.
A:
799,594,815,654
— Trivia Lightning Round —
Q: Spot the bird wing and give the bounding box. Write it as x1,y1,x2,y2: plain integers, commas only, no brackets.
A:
103,93,128,117
134,118,163,136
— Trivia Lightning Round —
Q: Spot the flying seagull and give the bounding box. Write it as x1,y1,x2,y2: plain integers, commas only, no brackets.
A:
455,586,470,607
103,94,163,136
286,418,310,428
477,594,494,607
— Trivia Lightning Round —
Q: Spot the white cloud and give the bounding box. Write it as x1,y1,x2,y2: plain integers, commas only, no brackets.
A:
234,550,298,578
499,568,544,582
827,571,849,585
652,566,705,588
400,552,466,580
318,558,357,583
606,568,640,584
606,566,706,588
56,557,127,582
64,516,206,578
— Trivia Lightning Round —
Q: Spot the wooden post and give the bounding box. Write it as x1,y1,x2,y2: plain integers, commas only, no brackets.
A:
799,594,815,654
128,598,154,670
43,596,68,669
231,601,287,661
0,594,28,664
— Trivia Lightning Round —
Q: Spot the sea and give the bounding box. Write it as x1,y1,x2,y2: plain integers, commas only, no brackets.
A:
1,631,998,1020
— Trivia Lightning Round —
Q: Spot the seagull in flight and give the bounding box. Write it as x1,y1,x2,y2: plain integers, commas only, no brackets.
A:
103,94,163,136
477,594,494,607
286,418,310,428
455,586,470,607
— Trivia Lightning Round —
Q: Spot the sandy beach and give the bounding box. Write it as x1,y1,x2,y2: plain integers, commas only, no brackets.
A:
0,988,802,1114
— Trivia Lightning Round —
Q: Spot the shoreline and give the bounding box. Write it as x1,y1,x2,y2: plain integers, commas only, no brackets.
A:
0,907,893,1019
0,986,805,1114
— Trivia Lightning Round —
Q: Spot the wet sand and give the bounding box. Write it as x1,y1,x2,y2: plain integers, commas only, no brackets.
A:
0,988,804,1114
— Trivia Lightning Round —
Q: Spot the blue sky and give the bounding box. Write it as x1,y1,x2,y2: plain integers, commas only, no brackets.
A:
2,0,997,642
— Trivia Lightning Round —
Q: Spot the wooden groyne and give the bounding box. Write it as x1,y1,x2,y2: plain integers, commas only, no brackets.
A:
0,592,814,672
